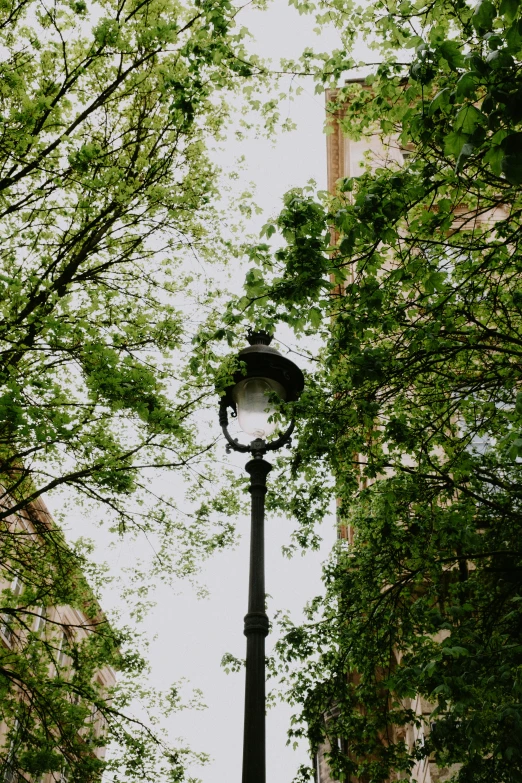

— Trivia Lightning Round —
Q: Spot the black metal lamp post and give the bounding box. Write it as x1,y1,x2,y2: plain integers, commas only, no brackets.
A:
219,330,304,783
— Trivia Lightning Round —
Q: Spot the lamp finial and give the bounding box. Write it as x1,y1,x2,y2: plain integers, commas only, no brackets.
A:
246,329,273,347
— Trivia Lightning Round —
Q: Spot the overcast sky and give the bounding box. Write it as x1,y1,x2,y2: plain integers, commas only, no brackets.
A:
156,5,339,775
59,3,343,781
165,8,340,779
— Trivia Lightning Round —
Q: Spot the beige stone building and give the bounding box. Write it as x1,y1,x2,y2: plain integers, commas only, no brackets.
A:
314,86,463,783
0,495,116,783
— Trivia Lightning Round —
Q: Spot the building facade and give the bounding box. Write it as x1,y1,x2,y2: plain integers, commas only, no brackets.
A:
0,494,116,783
315,86,465,783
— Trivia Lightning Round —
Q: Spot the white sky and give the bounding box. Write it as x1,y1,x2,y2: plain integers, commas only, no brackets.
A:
153,4,340,776
58,3,344,781
157,8,340,780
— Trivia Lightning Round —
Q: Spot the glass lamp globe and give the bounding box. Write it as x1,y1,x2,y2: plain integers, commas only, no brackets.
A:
233,377,286,439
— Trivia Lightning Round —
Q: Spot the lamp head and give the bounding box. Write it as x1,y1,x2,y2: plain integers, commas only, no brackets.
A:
221,330,304,440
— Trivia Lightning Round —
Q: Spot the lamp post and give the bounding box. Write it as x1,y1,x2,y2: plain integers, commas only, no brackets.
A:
218,330,304,783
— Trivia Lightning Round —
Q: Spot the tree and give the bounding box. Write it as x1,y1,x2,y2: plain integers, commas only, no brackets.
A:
0,0,258,536
222,0,522,780
0,0,269,777
0,495,213,783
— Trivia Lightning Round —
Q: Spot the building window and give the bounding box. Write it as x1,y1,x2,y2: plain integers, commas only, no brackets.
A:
33,606,46,633
0,613,14,646
400,144,415,163
56,630,71,669
1,576,23,646
3,719,21,783
2,764,20,783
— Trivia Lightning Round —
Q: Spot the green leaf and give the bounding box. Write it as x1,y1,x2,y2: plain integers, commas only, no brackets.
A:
309,307,323,328
444,130,469,158
430,88,451,114
501,132,522,183
486,48,515,68
442,646,470,657
456,72,478,98
506,18,522,51
500,0,519,23
456,142,475,171
260,222,276,238
454,104,485,134
472,0,496,31
439,40,465,69
501,155,522,184
484,144,505,175
481,93,495,113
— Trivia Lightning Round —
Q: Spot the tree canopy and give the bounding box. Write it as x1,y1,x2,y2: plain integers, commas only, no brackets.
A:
0,0,270,777
0,0,263,540
221,0,522,780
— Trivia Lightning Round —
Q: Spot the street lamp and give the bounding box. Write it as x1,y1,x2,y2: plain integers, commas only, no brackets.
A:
218,330,304,783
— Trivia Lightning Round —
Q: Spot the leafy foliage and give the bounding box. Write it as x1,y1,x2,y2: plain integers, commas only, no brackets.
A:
0,0,269,777
0,0,259,541
0,501,211,783
224,0,522,780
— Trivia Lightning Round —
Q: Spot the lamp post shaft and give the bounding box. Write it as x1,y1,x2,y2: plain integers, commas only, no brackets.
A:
218,330,303,781
242,456,272,783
